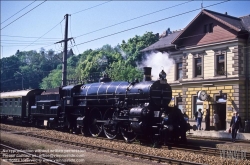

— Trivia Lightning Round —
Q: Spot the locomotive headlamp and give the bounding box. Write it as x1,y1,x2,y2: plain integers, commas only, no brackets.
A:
159,70,166,80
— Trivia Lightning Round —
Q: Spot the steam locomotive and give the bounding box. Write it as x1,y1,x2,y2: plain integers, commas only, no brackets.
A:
0,67,191,146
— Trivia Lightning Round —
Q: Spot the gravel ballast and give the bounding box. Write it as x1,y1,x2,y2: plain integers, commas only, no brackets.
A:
1,124,249,165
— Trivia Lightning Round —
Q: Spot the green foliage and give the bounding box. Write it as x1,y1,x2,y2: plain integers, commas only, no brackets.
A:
1,55,23,91
106,60,143,82
40,70,61,89
0,48,61,91
76,44,123,82
1,31,158,91
120,32,158,67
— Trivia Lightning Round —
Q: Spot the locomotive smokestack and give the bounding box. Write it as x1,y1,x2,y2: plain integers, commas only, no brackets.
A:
143,67,152,81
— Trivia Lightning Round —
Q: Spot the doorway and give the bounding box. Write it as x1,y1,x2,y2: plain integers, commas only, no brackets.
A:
216,103,226,130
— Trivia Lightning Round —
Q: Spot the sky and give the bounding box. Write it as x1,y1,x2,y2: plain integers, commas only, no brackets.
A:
1,0,250,58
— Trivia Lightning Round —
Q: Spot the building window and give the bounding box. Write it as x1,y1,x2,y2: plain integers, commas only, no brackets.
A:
204,23,213,33
216,54,225,75
193,96,203,117
176,97,183,112
194,58,202,77
176,63,183,80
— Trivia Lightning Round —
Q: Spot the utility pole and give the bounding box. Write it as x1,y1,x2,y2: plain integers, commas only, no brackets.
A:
55,14,73,86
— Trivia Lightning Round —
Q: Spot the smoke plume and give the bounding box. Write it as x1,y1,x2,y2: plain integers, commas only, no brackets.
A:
140,51,174,80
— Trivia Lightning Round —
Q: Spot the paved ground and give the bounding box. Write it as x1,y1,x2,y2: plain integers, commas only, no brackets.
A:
188,129,250,141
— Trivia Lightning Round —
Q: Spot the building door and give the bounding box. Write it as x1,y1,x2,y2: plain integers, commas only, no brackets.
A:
216,103,226,130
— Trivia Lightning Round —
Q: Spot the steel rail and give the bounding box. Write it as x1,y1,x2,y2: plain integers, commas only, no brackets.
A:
21,133,203,165
1,127,249,160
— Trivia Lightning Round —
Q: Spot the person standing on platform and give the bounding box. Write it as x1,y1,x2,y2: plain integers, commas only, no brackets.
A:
195,108,203,130
230,111,243,142
205,109,210,131
213,111,220,131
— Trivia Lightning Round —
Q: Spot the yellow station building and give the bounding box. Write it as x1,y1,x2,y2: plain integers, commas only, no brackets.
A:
142,9,250,132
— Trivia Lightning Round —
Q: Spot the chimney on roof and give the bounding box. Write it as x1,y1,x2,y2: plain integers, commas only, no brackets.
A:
167,28,172,34
155,33,159,40
225,12,227,15
159,28,172,38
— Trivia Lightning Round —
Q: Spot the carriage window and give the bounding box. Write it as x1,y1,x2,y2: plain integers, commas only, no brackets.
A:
19,99,22,106
9,99,12,106
5,99,7,106
0,99,2,107
15,98,18,106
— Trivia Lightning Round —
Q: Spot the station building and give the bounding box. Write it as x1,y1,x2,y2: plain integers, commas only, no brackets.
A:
142,9,250,131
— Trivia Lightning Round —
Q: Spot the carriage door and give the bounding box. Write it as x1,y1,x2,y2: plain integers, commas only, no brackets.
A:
21,96,28,117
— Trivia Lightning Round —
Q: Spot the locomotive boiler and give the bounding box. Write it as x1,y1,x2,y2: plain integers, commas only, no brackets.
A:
73,67,190,145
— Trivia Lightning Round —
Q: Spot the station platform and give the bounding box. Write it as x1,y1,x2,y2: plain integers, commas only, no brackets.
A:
187,129,250,141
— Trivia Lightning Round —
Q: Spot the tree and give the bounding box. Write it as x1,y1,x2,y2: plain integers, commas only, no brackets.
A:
120,32,158,67
106,60,143,82
0,55,22,91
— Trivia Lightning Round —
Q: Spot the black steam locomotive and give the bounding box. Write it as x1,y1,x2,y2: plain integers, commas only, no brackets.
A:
0,67,191,146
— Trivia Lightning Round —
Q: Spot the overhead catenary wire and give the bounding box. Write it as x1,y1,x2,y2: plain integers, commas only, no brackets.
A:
0,1,112,39
0,35,61,39
1,0,194,56
1,0,37,25
71,0,113,15
2,42,56,45
1,0,47,30
22,18,65,51
69,15,80,55
1,39,59,42
74,0,230,47
0,0,234,57
15,0,112,54
74,0,193,39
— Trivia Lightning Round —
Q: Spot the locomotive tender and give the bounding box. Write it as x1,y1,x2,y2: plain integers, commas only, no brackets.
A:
0,67,191,145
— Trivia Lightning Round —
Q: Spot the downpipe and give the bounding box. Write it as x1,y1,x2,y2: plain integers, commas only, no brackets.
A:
245,34,250,133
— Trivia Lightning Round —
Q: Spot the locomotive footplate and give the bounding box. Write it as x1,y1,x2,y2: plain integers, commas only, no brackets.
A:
96,118,128,123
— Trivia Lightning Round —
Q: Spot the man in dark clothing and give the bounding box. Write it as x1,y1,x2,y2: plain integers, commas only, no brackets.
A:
205,109,210,131
230,112,243,142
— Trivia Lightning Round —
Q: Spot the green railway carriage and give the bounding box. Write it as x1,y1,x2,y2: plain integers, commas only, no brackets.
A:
0,89,44,123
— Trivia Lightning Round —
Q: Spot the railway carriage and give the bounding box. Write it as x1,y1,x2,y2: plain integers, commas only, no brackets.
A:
0,89,44,123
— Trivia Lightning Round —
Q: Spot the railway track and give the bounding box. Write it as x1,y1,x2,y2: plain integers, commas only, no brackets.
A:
1,127,250,163
0,143,64,165
23,133,205,165
1,129,203,165
93,132,250,159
